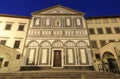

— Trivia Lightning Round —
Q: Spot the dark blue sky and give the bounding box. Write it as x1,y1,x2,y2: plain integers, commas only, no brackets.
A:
0,0,120,17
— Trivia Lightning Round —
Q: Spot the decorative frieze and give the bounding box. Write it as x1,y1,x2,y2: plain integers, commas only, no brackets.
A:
28,29,88,38
33,16,83,28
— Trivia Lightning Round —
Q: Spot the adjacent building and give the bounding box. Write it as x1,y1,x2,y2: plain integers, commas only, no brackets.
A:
86,16,120,72
0,14,30,54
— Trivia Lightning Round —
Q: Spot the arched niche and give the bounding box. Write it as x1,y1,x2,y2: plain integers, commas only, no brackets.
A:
102,51,114,59
64,41,75,47
76,41,88,47
27,40,39,47
40,41,51,47
52,40,63,47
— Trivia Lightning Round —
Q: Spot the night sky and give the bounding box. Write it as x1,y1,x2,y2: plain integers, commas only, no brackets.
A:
0,0,120,17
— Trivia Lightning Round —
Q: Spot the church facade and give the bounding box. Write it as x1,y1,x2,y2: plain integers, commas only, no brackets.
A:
23,5,93,69
0,5,120,73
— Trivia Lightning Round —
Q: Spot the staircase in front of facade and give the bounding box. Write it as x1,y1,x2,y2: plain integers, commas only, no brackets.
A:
0,70,120,79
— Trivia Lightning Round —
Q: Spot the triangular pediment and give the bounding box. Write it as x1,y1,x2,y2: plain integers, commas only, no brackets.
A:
31,5,85,15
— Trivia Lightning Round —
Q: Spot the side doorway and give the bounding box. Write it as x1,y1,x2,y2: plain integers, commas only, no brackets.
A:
102,52,119,73
107,58,119,72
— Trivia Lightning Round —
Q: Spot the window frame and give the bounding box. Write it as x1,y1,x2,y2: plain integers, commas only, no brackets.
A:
106,27,112,34
5,24,12,30
18,25,24,31
89,28,95,34
114,27,120,33
4,61,9,67
90,40,98,48
0,40,6,45
16,54,20,59
97,28,103,34
100,40,106,47
13,40,20,48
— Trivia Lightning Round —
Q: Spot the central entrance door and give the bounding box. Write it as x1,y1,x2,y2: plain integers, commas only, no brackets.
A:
53,50,62,67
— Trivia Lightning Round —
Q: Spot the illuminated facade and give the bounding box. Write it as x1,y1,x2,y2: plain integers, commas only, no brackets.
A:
0,14,30,54
0,5,120,73
23,5,92,69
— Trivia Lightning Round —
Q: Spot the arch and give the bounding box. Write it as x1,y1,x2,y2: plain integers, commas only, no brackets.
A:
40,40,51,47
64,40,75,47
102,51,114,59
76,41,88,47
102,51,119,73
52,40,63,47
27,40,39,47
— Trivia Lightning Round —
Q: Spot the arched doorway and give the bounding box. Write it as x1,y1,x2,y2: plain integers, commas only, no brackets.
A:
102,51,119,73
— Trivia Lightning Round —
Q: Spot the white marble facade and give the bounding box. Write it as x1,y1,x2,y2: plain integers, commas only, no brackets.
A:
24,5,92,68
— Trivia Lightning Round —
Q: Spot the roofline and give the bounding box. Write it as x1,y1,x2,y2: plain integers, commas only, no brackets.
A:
31,5,85,15
0,14,31,19
85,15,120,19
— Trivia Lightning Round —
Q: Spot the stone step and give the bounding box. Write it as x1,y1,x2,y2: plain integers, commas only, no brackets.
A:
0,70,120,79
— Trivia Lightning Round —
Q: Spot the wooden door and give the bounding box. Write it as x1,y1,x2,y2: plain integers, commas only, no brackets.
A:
53,50,62,67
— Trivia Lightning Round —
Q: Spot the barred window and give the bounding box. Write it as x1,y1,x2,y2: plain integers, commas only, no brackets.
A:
5,24,12,30
114,27,120,33
0,40,6,45
97,28,103,34
18,25,24,31
89,28,95,34
13,40,20,48
106,28,112,34
91,40,98,48
100,40,106,47
4,61,9,67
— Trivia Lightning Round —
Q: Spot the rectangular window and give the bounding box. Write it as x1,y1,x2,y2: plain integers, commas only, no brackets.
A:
5,24,12,30
79,49,87,64
114,27,120,33
100,40,106,47
35,18,40,25
91,40,98,48
106,28,112,34
46,19,50,25
13,40,20,48
16,54,20,59
18,25,24,31
97,28,103,34
28,49,36,64
0,40,6,45
66,19,70,26
4,61,9,67
41,49,48,64
76,19,81,25
89,28,95,34
67,49,74,64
